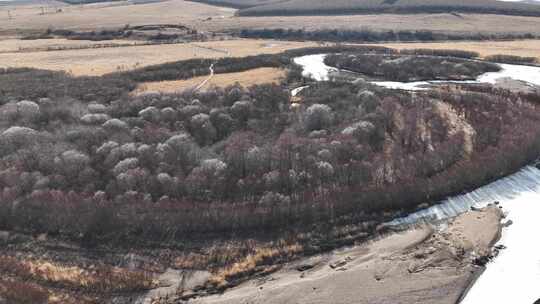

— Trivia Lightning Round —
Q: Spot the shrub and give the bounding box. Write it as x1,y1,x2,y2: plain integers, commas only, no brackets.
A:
304,104,333,131
484,54,538,64
81,113,110,125
210,109,236,139
230,100,252,123
102,118,129,131
0,280,48,304
190,113,217,145
342,121,376,142
399,49,479,59
258,191,291,205
0,127,39,154
159,133,202,172
113,158,139,176
138,106,161,122
88,103,108,114
54,150,90,177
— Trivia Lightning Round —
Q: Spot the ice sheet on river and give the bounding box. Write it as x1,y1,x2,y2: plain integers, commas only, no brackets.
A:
390,166,540,303
293,54,540,90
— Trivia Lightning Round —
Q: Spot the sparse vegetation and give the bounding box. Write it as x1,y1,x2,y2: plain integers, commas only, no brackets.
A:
399,48,479,59
0,255,155,294
0,280,49,304
484,54,538,65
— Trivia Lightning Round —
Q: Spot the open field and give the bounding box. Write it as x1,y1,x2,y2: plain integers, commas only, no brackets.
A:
378,39,540,62
202,13,540,35
1,1,540,37
0,37,140,52
135,67,286,93
0,0,235,34
0,39,314,75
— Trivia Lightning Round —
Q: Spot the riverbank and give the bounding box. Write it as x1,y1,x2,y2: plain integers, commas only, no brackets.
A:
189,205,503,304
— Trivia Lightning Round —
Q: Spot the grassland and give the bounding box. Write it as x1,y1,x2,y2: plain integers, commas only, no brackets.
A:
0,39,314,75
135,67,285,93
0,38,140,53
2,1,540,37
202,13,540,35
236,0,540,17
0,0,235,34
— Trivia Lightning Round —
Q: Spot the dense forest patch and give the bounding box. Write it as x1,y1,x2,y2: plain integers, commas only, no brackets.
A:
324,53,500,82
1,68,539,244
238,28,539,43
2,47,540,299
237,0,540,17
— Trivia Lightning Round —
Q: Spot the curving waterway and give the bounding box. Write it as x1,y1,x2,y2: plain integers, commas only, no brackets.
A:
294,54,540,303
293,54,540,92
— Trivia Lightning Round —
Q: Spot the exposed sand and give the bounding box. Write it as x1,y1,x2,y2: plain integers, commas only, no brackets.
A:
435,100,476,155
192,206,503,304
135,67,286,93
0,39,314,76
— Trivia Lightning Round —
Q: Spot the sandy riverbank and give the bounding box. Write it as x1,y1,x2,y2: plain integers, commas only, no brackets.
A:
190,205,504,304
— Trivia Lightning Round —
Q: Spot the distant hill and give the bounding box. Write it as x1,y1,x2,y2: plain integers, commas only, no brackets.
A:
185,0,281,9
520,0,540,4
199,0,540,16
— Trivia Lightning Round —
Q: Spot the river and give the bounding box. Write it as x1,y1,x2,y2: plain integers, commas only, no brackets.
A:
293,53,540,303
292,54,540,92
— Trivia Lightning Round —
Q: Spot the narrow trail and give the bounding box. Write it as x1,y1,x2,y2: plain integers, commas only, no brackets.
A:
193,63,214,92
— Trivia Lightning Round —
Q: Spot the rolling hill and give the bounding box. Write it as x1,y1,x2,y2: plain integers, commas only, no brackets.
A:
229,0,540,16
165,0,282,8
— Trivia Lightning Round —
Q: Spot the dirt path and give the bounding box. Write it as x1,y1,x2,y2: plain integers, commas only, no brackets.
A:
191,206,503,304
194,63,215,92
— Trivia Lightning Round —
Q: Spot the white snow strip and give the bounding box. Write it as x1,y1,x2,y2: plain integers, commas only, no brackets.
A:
293,54,337,81
388,166,540,304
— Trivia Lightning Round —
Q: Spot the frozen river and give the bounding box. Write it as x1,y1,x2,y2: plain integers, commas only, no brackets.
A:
293,54,540,92
392,166,540,304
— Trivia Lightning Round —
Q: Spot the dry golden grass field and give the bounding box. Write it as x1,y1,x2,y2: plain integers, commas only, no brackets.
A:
1,0,540,35
379,39,540,61
135,67,286,93
0,0,234,34
201,13,540,35
0,39,314,75
0,38,140,52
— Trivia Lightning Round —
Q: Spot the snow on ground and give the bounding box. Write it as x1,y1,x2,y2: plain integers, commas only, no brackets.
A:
478,63,540,86
293,54,337,81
